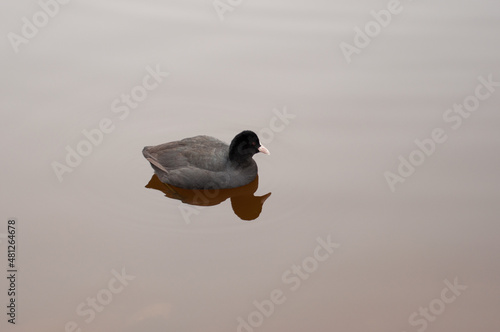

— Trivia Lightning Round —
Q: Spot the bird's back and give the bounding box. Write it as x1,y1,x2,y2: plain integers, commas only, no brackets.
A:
144,135,229,172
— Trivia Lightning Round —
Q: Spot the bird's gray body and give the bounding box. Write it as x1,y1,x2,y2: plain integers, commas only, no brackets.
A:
143,135,257,189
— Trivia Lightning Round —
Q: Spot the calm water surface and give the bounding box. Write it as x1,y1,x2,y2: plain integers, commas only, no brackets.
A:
1,1,499,331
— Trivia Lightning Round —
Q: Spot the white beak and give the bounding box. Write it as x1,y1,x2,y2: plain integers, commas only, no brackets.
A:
258,145,270,155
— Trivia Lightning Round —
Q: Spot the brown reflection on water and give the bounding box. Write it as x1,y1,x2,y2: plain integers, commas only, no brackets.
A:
145,174,271,221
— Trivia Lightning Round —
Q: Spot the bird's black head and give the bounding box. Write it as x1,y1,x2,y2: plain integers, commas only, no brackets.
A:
229,130,270,163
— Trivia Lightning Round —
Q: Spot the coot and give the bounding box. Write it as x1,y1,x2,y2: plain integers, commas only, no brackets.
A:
143,130,270,189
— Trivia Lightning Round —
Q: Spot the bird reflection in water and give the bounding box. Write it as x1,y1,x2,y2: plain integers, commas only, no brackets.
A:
145,175,271,221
